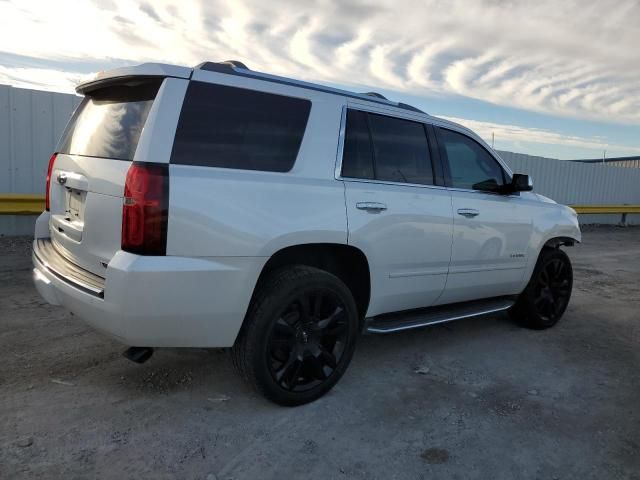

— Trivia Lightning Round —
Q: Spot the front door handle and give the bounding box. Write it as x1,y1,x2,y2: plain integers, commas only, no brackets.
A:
356,202,387,212
457,208,479,218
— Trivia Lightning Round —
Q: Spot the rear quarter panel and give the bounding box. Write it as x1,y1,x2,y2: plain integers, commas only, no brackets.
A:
167,167,348,257
166,82,348,258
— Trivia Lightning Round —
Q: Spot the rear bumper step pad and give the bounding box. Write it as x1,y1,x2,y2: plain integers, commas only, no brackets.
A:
33,238,105,298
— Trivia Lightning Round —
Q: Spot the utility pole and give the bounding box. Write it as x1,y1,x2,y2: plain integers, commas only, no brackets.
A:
603,149,606,164
492,132,495,148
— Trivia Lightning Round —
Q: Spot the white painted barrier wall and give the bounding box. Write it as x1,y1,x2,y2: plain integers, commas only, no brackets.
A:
0,84,81,235
0,85,638,235
497,150,640,225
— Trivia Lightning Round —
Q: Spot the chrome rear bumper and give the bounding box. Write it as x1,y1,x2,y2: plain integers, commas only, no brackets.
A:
32,238,105,298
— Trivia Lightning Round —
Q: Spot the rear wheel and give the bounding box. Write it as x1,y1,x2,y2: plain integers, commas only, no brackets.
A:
510,248,573,329
232,266,359,406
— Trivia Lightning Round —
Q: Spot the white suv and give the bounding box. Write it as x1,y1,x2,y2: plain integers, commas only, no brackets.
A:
32,60,581,405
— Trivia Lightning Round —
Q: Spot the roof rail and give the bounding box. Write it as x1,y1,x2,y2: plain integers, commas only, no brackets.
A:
363,92,388,100
194,60,426,115
398,102,424,113
195,60,250,73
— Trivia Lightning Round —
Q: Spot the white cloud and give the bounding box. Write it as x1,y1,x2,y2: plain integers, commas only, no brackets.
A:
0,65,85,93
440,115,640,157
0,0,639,127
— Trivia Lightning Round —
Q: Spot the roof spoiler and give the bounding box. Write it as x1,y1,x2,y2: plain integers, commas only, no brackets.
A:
76,63,192,94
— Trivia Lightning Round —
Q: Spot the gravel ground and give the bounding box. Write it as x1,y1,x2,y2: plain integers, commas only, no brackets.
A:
1,226,639,479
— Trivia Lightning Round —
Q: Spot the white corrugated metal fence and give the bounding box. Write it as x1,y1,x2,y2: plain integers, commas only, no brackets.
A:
497,150,640,224
0,85,638,235
1,84,81,235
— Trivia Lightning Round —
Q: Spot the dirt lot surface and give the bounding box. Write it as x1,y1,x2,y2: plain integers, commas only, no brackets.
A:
1,227,639,479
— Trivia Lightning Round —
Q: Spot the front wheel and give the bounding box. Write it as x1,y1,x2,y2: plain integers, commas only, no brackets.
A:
509,248,573,329
232,265,359,406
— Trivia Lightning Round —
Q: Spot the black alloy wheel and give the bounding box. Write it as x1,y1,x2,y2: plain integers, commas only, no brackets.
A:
232,265,358,406
533,256,572,323
267,289,348,392
510,248,573,329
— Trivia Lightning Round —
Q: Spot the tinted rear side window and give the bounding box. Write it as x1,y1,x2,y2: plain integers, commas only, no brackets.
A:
171,82,311,172
57,80,161,161
341,109,434,185
342,110,374,179
368,113,433,185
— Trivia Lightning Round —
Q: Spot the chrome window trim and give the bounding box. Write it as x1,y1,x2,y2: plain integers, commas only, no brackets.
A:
342,176,448,192
334,105,348,181
339,176,520,198
334,104,517,197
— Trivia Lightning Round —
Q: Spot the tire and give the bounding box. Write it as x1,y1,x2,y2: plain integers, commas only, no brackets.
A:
231,265,359,406
509,248,573,329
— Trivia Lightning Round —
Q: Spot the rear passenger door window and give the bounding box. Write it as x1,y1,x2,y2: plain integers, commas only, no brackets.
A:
368,113,433,185
341,110,374,179
436,127,505,191
341,109,434,186
171,81,311,172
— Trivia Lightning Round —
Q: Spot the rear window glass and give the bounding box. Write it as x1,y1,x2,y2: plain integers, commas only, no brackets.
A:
57,80,161,161
170,81,311,172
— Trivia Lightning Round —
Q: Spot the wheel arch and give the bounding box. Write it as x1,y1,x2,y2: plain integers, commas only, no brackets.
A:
518,232,579,294
543,236,578,249
530,235,577,279
247,243,372,328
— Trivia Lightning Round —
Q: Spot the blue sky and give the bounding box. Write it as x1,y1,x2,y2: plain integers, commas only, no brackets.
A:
0,0,638,159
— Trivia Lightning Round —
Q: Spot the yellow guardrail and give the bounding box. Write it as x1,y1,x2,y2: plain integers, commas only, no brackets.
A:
0,194,639,218
570,204,640,214
0,194,45,215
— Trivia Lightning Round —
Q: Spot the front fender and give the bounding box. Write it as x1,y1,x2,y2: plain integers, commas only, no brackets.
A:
538,205,581,246
518,204,581,292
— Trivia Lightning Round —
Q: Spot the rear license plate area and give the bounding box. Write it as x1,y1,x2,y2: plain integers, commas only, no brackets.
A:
65,188,85,222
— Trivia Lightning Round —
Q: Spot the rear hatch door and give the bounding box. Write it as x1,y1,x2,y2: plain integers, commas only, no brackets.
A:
48,79,162,276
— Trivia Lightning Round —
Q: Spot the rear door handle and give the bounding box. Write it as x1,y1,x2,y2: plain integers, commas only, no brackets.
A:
53,169,89,191
457,208,479,218
356,202,387,212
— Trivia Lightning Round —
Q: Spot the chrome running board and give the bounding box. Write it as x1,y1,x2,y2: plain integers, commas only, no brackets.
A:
365,297,515,334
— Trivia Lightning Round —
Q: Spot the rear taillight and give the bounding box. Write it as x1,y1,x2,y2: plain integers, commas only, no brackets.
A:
121,162,169,255
45,153,57,211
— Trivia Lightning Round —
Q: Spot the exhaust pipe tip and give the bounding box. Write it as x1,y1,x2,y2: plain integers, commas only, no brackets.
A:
123,346,154,364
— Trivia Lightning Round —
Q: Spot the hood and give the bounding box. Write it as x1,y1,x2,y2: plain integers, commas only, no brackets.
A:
535,193,558,204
